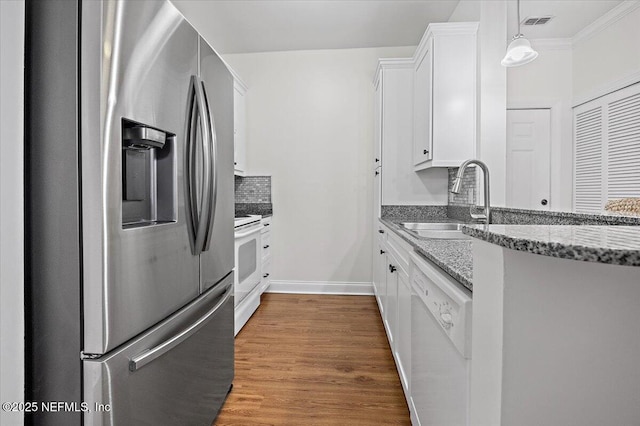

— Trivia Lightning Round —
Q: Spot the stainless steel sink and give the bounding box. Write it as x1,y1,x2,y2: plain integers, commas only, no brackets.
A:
400,222,470,240
401,222,464,231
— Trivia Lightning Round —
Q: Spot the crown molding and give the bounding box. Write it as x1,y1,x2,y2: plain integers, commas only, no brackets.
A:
428,21,480,36
374,57,414,84
227,65,248,91
413,21,479,63
572,0,640,46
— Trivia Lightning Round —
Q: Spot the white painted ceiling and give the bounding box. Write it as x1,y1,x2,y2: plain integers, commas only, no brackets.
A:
171,0,626,55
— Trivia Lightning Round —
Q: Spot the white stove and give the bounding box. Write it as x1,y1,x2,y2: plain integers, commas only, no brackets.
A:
234,215,262,228
233,214,263,335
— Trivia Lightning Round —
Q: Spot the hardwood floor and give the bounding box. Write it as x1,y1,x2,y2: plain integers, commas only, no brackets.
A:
215,293,411,425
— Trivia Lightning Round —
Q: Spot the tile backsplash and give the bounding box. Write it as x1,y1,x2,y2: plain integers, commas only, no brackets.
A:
448,167,476,206
235,175,271,203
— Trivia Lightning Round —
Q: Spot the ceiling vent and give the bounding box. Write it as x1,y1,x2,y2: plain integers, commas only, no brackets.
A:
522,16,554,26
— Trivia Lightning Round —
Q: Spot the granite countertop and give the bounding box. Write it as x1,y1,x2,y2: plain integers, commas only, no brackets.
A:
462,224,640,267
380,218,473,291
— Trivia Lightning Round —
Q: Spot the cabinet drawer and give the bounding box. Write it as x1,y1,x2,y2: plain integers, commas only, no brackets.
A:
261,232,271,260
261,216,272,231
262,255,272,279
387,230,412,275
376,223,388,242
261,255,272,293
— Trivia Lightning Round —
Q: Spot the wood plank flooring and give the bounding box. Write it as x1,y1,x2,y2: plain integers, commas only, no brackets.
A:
215,293,411,425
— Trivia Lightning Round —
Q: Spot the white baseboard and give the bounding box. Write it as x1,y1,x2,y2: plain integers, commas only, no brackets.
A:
266,280,374,295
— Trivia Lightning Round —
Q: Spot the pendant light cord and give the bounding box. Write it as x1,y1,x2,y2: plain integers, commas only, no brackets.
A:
517,0,522,37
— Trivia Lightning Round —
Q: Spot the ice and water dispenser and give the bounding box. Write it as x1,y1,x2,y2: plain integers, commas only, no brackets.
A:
121,118,176,228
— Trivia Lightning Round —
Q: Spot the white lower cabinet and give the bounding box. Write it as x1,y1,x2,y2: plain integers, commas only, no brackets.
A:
373,235,387,315
384,251,399,347
374,224,413,411
260,216,272,294
396,269,411,399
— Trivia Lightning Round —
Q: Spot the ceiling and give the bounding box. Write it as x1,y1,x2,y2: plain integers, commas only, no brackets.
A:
171,0,459,54
171,0,626,55
506,0,624,40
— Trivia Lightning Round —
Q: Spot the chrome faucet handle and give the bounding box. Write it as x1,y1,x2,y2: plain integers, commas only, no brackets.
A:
470,211,487,224
469,205,488,223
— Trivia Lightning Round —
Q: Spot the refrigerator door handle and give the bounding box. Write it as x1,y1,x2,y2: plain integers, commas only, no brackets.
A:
185,75,199,253
184,75,213,255
200,81,218,252
128,280,232,372
193,76,213,254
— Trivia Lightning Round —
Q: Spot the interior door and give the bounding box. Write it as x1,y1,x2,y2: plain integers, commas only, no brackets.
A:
198,37,235,292
81,0,201,354
506,109,551,210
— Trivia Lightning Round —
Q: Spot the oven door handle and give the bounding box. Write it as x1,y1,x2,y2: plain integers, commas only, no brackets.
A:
234,226,262,239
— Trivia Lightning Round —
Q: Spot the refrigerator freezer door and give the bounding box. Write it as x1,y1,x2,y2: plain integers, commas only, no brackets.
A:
198,38,235,292
81,0,201,354
84,273,234,426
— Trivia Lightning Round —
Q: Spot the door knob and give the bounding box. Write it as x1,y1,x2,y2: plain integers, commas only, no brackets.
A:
541,199,548,206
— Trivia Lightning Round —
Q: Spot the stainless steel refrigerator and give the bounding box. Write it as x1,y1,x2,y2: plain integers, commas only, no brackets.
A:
25,1,234,424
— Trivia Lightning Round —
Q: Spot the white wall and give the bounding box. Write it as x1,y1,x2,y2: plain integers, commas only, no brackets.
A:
224,46,415,286
1,1,25,425
478,1,508,207
507,42,574,211
573,4,640,103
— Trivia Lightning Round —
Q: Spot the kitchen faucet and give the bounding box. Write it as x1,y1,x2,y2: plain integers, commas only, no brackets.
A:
451,159,491,224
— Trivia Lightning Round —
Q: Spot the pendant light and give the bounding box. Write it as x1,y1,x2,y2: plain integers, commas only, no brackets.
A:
501,0,538,67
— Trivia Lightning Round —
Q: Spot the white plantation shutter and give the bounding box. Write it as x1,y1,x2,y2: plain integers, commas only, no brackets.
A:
607,91,640,199
573,83,640,213
574,106,604,213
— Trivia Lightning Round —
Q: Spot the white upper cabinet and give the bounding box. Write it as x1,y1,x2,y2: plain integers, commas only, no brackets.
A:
233,76,248,176
413,38,433,166
413,22,479,170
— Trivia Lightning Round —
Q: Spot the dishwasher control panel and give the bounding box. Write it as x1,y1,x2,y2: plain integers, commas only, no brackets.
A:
410,252,472,359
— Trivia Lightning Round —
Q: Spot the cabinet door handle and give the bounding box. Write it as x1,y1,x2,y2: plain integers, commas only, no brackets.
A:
389,264,396,273
380,250,385,255
263,273,270,278
375,170,379,176
264,223,270,227
378,229,384,234
423,149,428,155
263,245,270,249
375,158,380,163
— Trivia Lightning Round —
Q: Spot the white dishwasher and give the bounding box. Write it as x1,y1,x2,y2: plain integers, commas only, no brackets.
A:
409,252,472,426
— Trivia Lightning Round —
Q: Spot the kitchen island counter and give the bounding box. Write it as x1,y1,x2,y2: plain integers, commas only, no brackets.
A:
463,224,640,267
